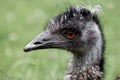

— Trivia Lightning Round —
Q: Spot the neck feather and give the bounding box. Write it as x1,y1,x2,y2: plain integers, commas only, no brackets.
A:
64,22,104,80
64,44,104,80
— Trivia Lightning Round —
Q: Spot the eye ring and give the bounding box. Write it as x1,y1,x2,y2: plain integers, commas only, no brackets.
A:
63,30,76,39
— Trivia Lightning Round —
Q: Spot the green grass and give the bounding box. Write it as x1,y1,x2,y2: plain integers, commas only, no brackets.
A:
0,0,120,80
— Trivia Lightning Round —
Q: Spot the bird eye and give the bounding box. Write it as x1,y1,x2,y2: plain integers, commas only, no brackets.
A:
63,30,76,39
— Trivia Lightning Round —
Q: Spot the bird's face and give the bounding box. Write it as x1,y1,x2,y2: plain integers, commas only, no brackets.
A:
24,6,99,54
24,24,83,52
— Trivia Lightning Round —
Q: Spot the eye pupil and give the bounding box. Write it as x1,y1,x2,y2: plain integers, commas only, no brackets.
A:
68,32,73,36
66,31,75,39
63,30,76,39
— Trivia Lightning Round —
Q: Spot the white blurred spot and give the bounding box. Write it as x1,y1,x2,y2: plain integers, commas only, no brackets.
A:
17,52,24,58
47,52,57,59
8,32,18,41
6,12,16,22
106,2,115,10
34,8,42,18
26,8,46,25
5,48,12,56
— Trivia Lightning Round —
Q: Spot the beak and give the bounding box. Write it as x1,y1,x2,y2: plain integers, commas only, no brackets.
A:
24,30,66,52
24,30,52,52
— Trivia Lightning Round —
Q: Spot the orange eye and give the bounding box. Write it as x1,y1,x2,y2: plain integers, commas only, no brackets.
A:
65,31,75,39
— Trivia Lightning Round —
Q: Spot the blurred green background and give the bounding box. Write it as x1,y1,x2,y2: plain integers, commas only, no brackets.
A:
0,0,120,80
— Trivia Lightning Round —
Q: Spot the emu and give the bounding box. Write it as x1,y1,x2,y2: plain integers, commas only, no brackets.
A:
24,6,105,80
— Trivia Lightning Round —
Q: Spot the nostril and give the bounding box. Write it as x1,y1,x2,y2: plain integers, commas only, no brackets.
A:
34,42,42,45
43,38,49,41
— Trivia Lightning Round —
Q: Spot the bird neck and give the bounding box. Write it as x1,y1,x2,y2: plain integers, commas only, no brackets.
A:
64,37,104,80
64,52,104,80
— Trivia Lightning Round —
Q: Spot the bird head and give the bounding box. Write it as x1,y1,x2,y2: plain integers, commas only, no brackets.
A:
24,6,102,54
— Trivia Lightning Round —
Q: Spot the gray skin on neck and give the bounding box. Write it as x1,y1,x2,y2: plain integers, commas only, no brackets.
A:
64,21,103,80
24,6,105,80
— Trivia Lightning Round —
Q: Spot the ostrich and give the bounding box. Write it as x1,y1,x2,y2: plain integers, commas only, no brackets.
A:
24,6,105,80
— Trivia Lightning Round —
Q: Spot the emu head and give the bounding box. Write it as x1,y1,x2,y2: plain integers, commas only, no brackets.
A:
24,6,103,55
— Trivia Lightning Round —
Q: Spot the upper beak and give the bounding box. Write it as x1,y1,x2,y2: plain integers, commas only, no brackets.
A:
24,30,53,52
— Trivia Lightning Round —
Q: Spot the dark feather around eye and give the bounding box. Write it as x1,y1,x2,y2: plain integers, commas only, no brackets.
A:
59,27,82,36
60,28,77,33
